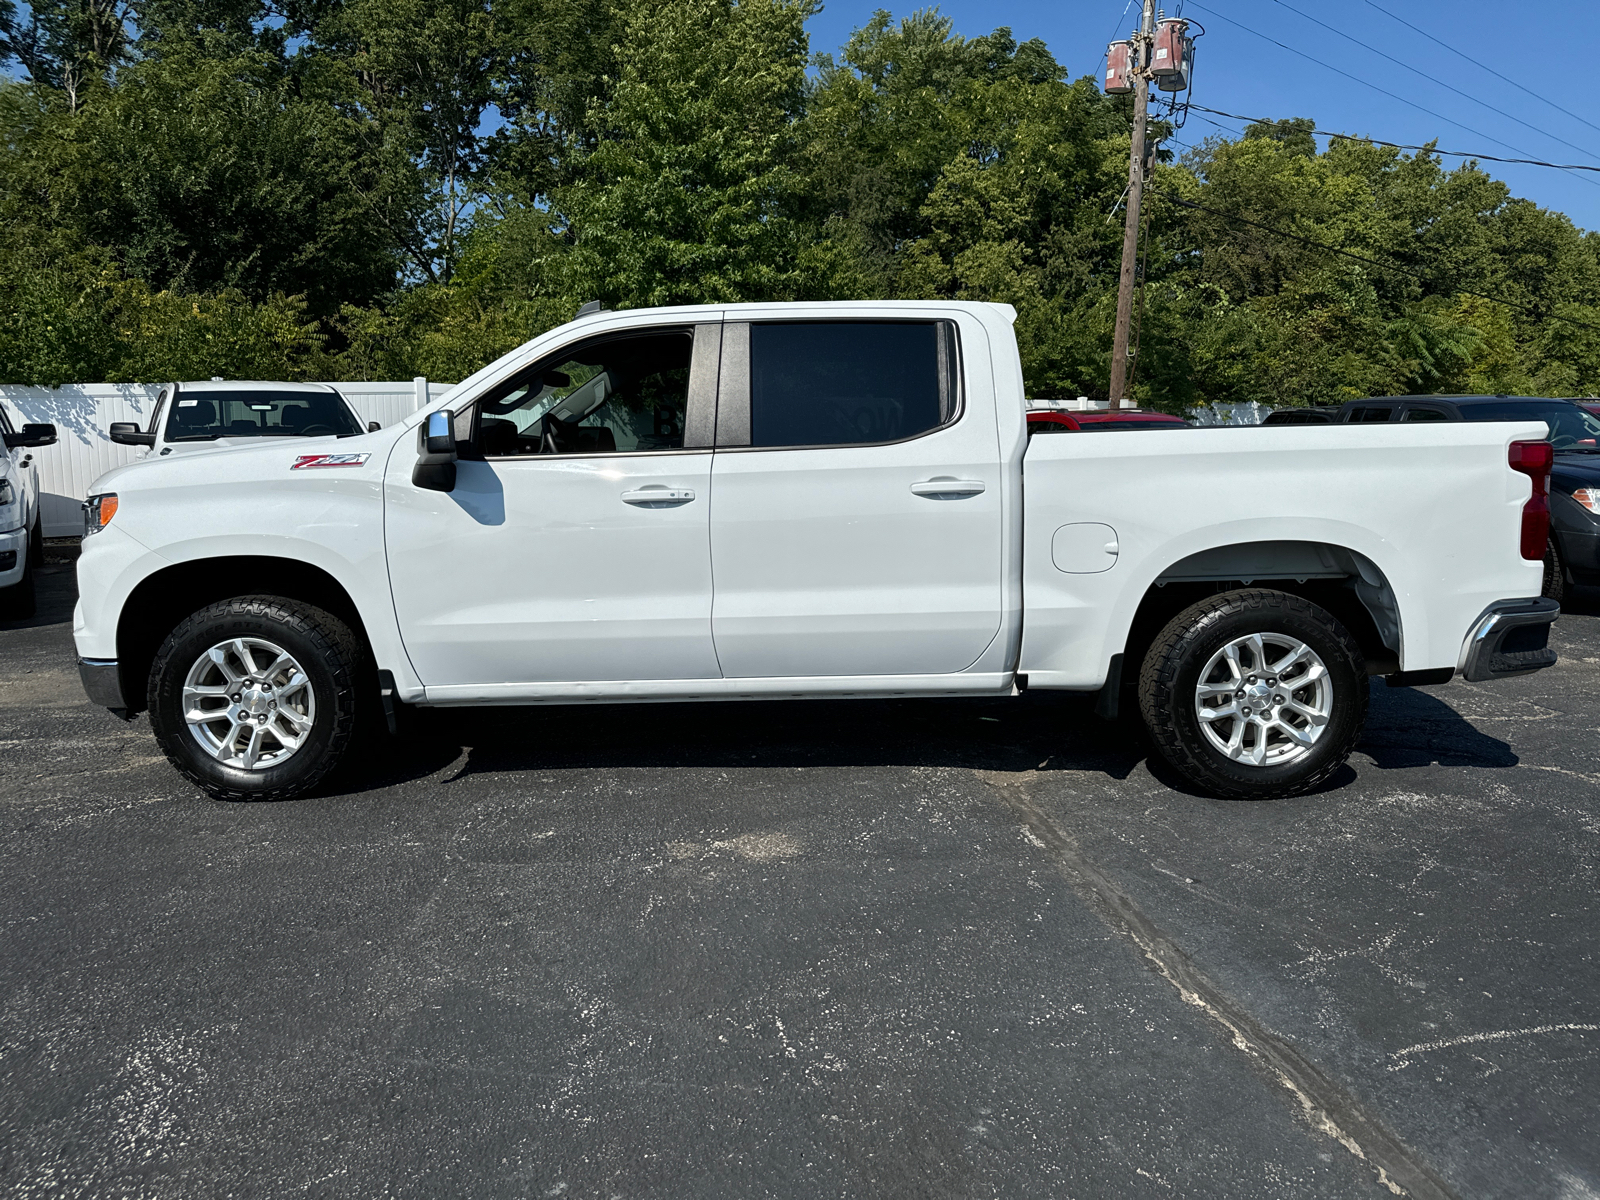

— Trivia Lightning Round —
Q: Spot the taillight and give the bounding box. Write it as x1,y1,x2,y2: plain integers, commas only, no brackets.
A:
1507,441,1552,561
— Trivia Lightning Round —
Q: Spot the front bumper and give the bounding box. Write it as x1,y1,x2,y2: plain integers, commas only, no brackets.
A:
1460,598,1560,682
78,657,131,713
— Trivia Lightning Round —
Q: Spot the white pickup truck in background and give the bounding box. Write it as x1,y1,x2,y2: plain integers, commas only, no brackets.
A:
108,379,375,456
73,301,1560,802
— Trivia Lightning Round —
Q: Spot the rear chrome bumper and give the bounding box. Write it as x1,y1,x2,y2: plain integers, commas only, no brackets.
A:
78,657,129,712
1461,598,1560,682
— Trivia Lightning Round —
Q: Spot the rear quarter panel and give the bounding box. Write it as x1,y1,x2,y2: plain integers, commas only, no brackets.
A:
1020,421,1547,687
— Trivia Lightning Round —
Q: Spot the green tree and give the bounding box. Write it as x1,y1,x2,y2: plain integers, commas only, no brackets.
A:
552,0,822,307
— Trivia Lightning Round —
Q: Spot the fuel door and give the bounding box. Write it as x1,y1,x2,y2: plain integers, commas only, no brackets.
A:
1052,522,1120,574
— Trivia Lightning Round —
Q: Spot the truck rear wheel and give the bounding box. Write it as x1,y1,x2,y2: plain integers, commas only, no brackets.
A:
1138,589,1368,800
148,596,364,802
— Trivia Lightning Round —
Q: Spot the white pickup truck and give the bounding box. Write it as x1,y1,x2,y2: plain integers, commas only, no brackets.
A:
73,301,1560,802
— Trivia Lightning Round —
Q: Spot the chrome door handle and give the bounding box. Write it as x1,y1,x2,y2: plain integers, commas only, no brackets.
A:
621,485,696,507
910,478,986,498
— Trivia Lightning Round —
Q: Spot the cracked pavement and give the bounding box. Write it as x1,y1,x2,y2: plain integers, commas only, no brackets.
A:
2,551,1597,1198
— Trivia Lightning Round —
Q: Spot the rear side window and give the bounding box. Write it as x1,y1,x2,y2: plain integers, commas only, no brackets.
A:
748,321,959,449
1347,406,1394,423
165,391,362,441
1404,407,1448,421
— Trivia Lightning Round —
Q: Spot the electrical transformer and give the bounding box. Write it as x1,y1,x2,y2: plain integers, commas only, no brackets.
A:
1105,40,1134,94
1152,18,1194,92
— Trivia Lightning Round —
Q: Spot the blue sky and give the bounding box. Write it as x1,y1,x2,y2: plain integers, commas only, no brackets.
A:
806,0,1600,233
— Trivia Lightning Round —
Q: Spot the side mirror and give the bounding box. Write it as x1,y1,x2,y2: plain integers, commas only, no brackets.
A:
6,422,59,449
367,420,381,433
109,422,156,447
424,410,456,456
413,410,458,492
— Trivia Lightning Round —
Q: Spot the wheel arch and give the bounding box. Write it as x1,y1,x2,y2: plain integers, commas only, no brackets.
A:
1120,540,1403,684
116,556,372,715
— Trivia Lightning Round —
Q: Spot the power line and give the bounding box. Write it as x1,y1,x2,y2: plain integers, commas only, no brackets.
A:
1187,104,1600,174
1152,190,1600,336
1092,0,1139,79
1262,0,1600,166
1357,0,1600,143
1181,1,1600,191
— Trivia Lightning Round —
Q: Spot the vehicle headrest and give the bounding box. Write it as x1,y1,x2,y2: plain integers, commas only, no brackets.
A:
174,400,215,426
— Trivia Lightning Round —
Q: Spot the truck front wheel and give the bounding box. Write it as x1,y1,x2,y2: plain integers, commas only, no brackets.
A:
1138,589,1368,800
148,596,364,801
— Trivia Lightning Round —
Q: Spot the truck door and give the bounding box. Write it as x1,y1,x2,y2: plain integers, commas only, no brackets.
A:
708,318,1004,678
385,323,722,689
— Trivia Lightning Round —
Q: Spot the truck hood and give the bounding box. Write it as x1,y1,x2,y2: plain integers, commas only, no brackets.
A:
88,429,399,495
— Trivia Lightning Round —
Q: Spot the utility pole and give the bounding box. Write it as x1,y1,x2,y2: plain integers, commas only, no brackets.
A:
1108,0,1157,411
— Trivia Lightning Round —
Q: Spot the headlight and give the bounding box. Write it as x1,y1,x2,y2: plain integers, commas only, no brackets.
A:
0,479,13,506
1575,487,1600,514
84,493,118,536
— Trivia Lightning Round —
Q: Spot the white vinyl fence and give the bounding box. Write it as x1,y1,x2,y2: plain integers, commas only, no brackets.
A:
1,378,453,537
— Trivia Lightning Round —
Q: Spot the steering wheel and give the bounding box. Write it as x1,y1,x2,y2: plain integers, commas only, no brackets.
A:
299,424,336,436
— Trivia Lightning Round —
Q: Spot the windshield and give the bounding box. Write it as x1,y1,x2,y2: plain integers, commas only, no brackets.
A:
1461,402,1600,450
164,390,362,442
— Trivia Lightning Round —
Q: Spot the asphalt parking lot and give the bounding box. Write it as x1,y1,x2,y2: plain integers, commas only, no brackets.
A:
2,550,1597,1199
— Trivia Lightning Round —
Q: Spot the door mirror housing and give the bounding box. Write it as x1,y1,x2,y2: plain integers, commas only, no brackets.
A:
367,420,381,433
414,410,458,492
109,422,156,447
424,410,456,456
6,422,59,449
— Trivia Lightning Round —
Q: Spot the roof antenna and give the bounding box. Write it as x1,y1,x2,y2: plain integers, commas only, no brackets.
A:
576,300,609,317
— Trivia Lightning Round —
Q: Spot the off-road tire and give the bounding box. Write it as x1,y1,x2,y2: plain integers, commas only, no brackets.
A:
1542,536,1567,605
148,596,364,801
1138,589,1368,800
0,516,38,620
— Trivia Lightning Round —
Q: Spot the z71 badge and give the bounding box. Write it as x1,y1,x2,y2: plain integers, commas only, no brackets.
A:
292,453,371,470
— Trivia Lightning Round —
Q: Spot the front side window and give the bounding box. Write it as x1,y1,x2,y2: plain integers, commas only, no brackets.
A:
474,329,693,457
748,321,959,449
164,390,362,441
1404,407,1447,422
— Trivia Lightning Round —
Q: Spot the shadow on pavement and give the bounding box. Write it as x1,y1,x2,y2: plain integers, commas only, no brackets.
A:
353,689,1153,794
1360,682,1518,770
1559,582,1600,618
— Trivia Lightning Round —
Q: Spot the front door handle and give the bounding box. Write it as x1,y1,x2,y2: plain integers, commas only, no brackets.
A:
621,485,696,507
910,477,986,498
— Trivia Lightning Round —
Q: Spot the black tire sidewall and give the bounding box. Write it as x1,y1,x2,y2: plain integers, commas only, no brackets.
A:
150,602,353,798
1543,537,1566,604
1161,599,1365,795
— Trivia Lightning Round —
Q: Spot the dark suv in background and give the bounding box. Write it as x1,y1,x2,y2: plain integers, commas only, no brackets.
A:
1263,395,1600,600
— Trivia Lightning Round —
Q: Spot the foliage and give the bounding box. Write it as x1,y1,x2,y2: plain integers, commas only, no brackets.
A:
3,0,1600,407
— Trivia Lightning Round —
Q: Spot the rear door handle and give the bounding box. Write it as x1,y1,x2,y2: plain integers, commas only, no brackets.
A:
910,478,986,498
621,485,696,507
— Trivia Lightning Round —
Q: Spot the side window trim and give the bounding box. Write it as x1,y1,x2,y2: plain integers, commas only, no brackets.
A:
715,322,751,448
714,318,964,452
685,323,722,450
